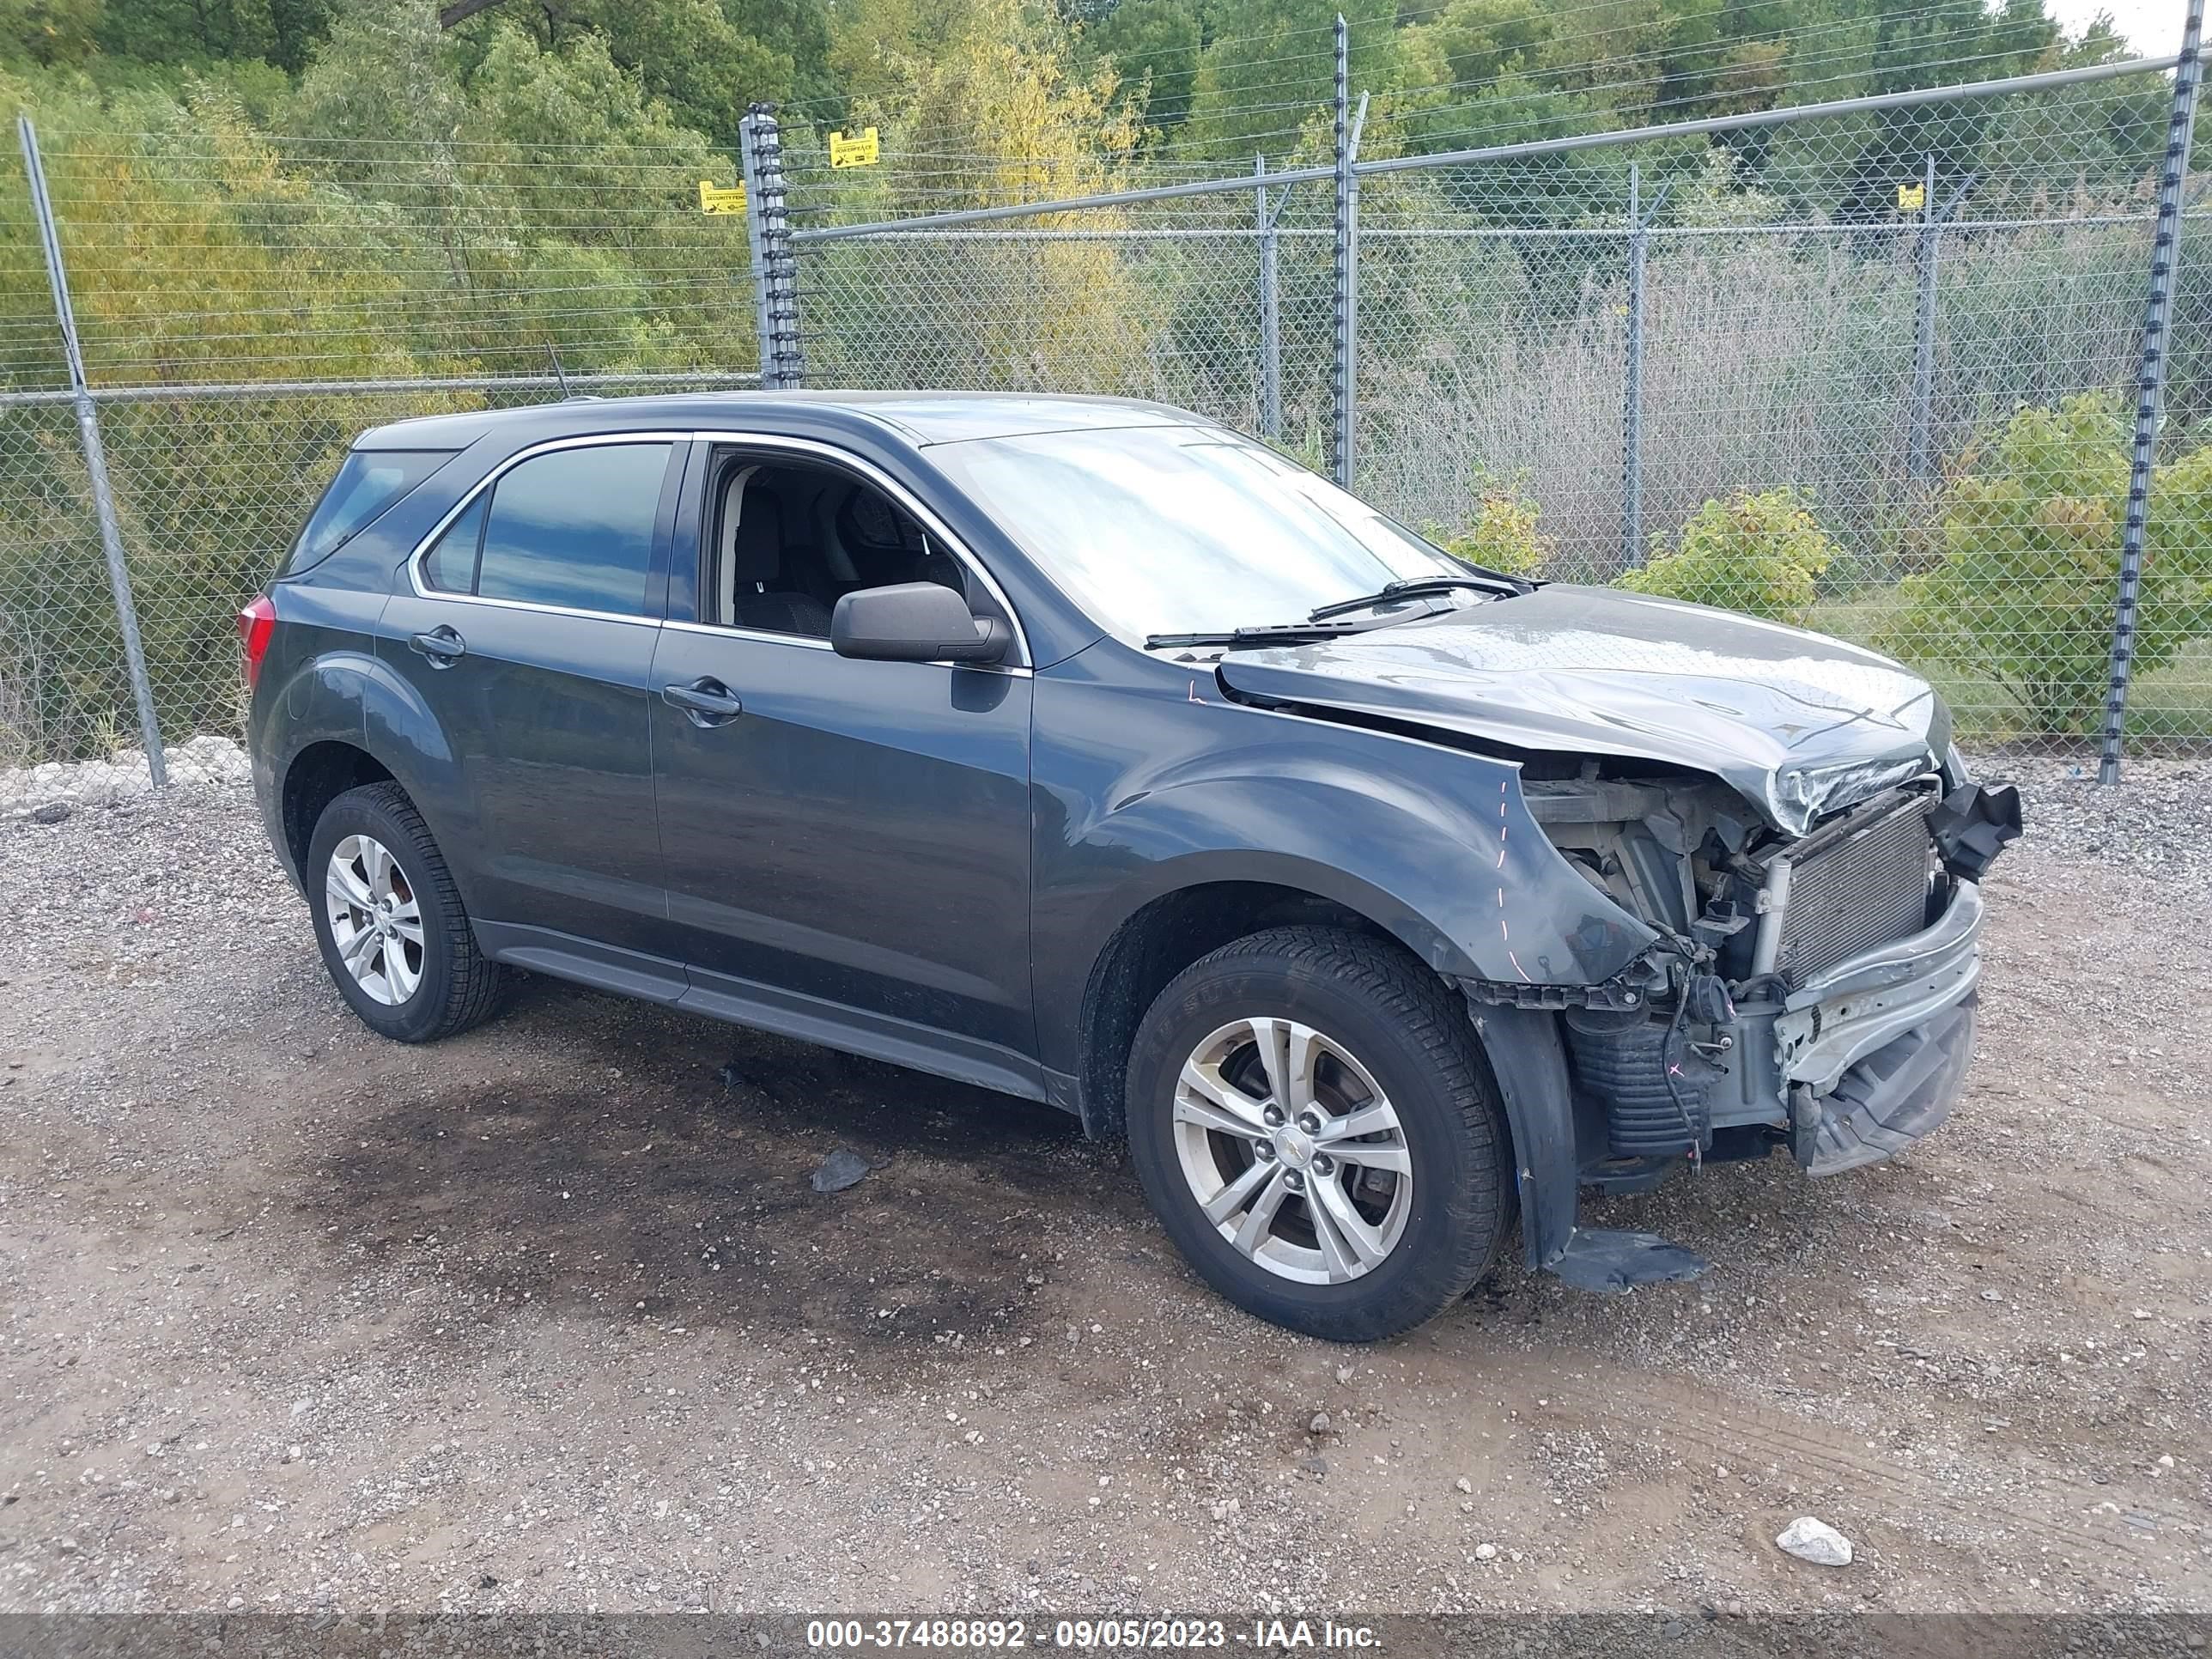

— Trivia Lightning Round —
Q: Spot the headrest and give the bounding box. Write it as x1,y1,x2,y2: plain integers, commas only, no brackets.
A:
728,477,782,585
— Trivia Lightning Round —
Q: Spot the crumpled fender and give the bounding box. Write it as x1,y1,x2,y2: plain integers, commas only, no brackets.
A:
1030,753,1664,1098
1043,744,1658,1005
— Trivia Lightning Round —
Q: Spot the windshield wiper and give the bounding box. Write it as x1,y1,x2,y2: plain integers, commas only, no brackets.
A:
1144,619,1382,651
1307,569,1533,623
1146,568,1538,651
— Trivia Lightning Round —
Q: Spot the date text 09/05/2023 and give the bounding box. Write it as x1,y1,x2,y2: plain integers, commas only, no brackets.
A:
805,1620,1384,1650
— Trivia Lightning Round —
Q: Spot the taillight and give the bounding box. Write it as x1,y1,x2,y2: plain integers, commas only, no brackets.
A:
238,595,276,690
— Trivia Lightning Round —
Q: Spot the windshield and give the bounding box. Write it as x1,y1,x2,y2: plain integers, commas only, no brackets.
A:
286,448,452,574
927,426,1468,641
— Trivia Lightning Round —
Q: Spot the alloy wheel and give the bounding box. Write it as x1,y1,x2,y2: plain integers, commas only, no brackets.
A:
324,833,424,1006
1170,1016,1413,1285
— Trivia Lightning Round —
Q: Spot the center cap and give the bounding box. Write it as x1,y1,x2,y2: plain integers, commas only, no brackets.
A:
1273,1126,1316,1169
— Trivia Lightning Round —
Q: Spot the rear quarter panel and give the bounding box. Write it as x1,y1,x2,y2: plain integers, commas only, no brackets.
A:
249,449,489,890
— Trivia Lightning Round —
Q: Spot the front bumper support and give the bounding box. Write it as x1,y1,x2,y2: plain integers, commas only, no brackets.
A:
1794,996,1977,1176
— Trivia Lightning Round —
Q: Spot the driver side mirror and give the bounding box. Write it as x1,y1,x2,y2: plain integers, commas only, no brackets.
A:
830,580,1012,665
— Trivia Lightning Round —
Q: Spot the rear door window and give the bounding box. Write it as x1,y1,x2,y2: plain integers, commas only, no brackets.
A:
474,442,673,617
289,448,452,574
421,495,487,593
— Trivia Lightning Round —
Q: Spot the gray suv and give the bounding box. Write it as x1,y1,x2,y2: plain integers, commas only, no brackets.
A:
243,392,2020,1342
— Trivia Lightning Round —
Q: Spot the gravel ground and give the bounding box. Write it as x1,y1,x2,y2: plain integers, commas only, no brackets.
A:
1,747,2208,1621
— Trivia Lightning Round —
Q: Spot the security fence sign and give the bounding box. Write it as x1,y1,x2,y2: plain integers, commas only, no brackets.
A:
829,128,880,170
698,178,747,214
1897,180,1927,211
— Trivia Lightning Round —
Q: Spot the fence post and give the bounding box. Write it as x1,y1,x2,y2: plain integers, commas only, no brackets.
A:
1330,15,1358,488
739,105,805,390
1622,163,1647,569
2099,0,2203,786
1909,153,1939,481
1257,155,1282,441
1620,165,1669,569
1909,165,1978,485
17,114,166,785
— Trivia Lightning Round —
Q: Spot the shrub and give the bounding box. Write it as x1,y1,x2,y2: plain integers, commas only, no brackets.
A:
1887,395,2212,736
1614,489,1838,624
1428,476,1554,578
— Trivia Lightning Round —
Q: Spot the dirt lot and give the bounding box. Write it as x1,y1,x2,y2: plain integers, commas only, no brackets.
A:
2,759,2209,1621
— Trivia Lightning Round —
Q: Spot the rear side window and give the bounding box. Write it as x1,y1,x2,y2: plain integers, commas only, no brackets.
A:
289,449,450,574
472,443,672,616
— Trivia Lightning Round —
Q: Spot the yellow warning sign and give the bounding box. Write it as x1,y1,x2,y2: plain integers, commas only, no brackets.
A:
830,127,881,170
1897,181,1926,211
698,178,747,215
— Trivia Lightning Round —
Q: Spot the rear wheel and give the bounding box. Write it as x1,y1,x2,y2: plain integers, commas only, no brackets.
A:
1125,927,1514,1342
307,782,504,1042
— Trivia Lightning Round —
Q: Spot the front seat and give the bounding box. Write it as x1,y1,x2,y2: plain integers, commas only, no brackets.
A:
728,480,834,638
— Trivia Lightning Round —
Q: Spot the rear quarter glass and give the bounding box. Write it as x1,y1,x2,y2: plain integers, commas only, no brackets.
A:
283,449,456,578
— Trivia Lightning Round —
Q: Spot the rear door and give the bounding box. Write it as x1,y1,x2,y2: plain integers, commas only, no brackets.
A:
378,434,686,961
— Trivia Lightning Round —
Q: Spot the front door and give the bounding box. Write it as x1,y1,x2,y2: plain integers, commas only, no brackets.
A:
377,436,682,958
647,446,1036,1092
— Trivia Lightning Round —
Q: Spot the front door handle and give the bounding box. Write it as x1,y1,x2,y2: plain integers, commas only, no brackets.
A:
410,624,466,667
662,677,744,726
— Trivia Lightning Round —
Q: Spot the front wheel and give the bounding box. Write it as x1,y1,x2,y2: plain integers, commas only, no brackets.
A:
306,781,505,1043
1125,927,1515,1342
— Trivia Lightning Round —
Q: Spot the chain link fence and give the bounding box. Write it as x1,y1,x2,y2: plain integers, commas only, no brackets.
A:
0,106,765,769
1,374,763,768
1,24,2203,779
782,34,2206,771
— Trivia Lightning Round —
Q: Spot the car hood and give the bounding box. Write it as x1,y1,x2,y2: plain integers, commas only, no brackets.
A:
1213,584,1949,836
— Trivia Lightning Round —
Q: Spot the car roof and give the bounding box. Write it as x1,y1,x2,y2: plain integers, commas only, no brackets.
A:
354,391,1214,452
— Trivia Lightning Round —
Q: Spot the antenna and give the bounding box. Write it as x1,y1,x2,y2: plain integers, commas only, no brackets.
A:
544,342,573,398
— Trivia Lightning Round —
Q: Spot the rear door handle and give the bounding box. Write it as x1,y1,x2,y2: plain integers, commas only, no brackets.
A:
662,677,744,726
410,624,466,666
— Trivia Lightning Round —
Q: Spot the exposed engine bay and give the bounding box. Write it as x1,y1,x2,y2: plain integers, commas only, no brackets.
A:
1509,755,2021,1199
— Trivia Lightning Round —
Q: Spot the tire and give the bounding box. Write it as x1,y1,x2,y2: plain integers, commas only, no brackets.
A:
306,781,505,1043
1125,927,1515,1343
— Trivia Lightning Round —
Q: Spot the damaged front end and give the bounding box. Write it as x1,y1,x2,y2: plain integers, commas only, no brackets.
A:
1464,754,2019,1292
1207,589,2022,1291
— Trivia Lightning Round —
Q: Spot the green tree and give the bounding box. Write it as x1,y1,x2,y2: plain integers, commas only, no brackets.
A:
90,0,332,70
440,0,831,144
1889,398,2212,736
2,0,103,66
806,0,1156,388
1082,0,1201,134
1180,0,1401,163
1617,489,1838,624
1428,475,1554,577
292,0,463,155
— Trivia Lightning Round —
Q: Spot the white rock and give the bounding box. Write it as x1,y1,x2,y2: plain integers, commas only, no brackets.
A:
1,732,249,816
1775,1516,1854,1566
1473,1543,1497,1561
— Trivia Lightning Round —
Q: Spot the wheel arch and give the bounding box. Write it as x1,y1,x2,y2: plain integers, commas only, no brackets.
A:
279,739,397,884
1072,869,1448,1141
258,647,474,896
